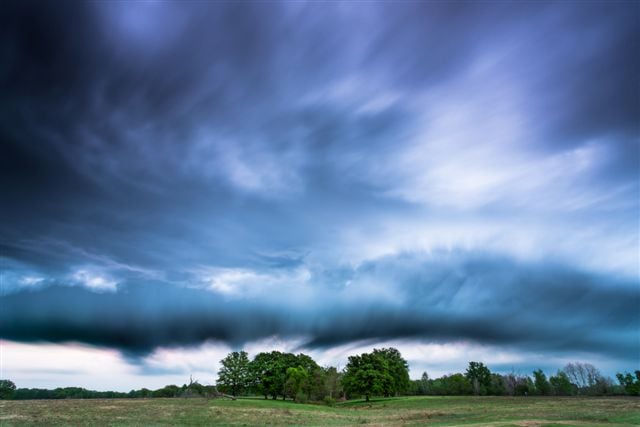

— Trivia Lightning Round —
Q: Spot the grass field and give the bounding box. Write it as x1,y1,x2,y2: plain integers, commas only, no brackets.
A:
1,396,639,426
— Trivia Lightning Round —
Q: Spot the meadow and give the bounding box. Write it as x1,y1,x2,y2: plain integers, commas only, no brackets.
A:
1,396,639,426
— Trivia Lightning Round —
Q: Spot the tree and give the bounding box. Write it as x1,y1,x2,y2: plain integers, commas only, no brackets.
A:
442,373,473,395
488,373,506,396
285,366,309,402
549,371,574,396
324,366,343,399
0,380,16,399
249,351,307,400
217,351,250,397
372,348,410,396
249,351,284,399
503,372,531,396
293,353,325,401
465,362,492,395
532,369,550,395
342,348,409,401
342,352,388,401
616,371,640,396
151,384,180,397
563,362,601,393
414,372,429,395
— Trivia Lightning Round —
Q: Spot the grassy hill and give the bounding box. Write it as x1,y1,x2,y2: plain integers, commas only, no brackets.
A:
1,395,639,426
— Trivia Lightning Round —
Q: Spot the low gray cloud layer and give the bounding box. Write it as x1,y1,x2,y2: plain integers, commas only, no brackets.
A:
1,252,637,360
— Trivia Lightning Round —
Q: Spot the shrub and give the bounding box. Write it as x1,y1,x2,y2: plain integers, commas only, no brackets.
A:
294,391,308,403
0,380,16,400
323,396,336,406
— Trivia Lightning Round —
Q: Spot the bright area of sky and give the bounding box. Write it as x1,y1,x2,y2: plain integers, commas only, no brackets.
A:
0,1,638,390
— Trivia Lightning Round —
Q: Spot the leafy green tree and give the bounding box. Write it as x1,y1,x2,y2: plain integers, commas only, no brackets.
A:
414,372,429,395
217,351,250,397
128,388,152,398
533,369,551,395
590,375,615,396
434,373,473,395
549,371,574,396
616,371,640,396
515,377,535,395
250,351,284,399
342,348,409,401
342,352,389,401
465,362,492,395
285,366,309,401
151,384,180,397
249,351,304,400
0,380,16,399
324,366,343,399
293,353,325,400
488,373,506,395
373,348,410,396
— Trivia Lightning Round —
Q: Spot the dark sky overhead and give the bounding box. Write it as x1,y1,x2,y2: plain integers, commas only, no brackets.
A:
0,1,638,389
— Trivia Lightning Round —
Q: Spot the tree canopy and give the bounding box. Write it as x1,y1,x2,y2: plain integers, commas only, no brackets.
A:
216,351,250,397
342,347,409,401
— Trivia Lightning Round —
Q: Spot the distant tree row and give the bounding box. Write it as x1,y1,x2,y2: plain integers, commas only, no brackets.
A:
409,362,640,397
1,354,638,401
0,379,216,400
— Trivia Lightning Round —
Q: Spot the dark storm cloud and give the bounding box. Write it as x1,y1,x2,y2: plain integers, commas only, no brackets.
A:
1,0,638,370
1,252,637,360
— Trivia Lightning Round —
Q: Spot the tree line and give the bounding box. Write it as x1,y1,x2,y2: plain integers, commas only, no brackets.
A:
0,379,218,400
1,349,638,401
410,362,639,397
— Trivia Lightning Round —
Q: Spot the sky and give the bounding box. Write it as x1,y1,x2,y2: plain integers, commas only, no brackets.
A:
0,1,638,391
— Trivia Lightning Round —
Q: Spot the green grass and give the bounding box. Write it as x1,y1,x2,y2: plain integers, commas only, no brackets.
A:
1,396,638,426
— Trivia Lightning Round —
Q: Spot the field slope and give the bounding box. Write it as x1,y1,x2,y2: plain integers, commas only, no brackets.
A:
1,396,639,426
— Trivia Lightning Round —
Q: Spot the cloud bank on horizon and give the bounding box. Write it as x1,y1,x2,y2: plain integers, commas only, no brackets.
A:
1,0,638,382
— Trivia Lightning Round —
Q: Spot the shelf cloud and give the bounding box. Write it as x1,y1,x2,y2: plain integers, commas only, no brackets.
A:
1,0,638,385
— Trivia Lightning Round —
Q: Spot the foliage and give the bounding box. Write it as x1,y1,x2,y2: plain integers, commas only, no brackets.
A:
429,373,473,395
411,372,430,395
342,347,409,401
13,387,129,400
616,370,640,396
465,361,492,395
0,379,16,399
128,388,153,398
10,381,214,400
216,351,250,396
248,351,322,401
488,373,507,396
323,395,336,406
323,366,343,399
342,351,388,401
294,391,309,404
249,351,288,399
181,379,216,398
549,371,575,396
563,362,603,394
373,347,411,396
151,384,181,398
285,366,309,401
502,373,533,396
533,369,551,395
2,355,625,403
